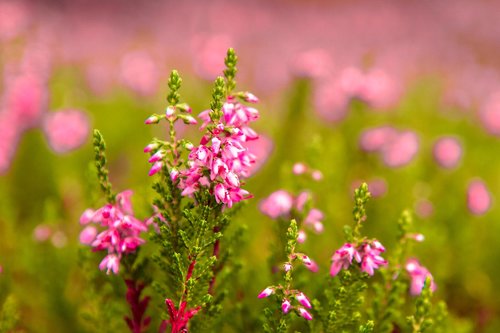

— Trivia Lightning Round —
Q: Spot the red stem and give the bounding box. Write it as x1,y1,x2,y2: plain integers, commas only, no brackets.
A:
124,279,151,333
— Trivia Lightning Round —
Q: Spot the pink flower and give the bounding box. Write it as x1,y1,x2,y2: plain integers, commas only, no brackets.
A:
258,287,274,298
304,209,324,233
260,190,294,219
405,258,436,296
433,136,462,169
359,243,387,276
467,179,491,215
43,109,90,154
330,243,360,276
80,190,148,274
119,50,159,96
382,131,419,168
79,225,97,245
359,126,397,152
480,92,500,136
176,95,260,207
293,162,307,175
5,73,47,130
99,254,120,275
298,307,313,320
33,224,52,242
296,292,312,309
282,299,291,314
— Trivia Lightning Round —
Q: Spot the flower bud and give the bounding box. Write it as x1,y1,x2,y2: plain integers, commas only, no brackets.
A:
145,115,160,124
258,287,274,298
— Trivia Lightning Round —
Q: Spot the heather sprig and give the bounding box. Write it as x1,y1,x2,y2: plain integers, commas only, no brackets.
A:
144,49,261,332
260,220,315,332
92,129,115,203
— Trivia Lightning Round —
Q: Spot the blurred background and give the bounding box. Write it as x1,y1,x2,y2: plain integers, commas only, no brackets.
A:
1,0,500,331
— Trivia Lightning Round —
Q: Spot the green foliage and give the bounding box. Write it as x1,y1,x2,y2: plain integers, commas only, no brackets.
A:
352,182,371,239
209,76,226,121
92,129,115,203
0,295,20,333
407,277,435,332
167,70,182,106
224,48,238,95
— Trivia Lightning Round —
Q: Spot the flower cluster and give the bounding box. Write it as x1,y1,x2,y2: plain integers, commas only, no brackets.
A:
260,190,324,243
79,190,148,274
176,93,260,207
330,240,387,277
405,258,437,296
258,286,313,320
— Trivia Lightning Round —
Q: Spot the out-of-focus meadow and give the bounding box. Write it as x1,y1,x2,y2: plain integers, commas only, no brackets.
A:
1,0,500,331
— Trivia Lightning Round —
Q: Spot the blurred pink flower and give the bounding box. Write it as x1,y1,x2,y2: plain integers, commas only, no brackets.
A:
415,199,434,218
80,225,98,245
42,109,90,154
479,92,500,136
359,126,397,152
290,48,333,78
260,190,294,219
467,179,491,215
33,224,52,242
405,258,436,296
244,133,273,176
381,130,419,168
359,126,419,167
0,112,20,174
359,69,400,110
120,51,160,96
191,34,233,80
0,1,30,41
4,73,47,130
433,136,462,169
314,79,350,123
368,178,387,198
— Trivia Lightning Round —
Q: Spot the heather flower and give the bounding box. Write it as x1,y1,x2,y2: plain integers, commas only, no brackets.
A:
281,299,291,314
331,240,386,276
467,179,491,215
381,131,419,168
405,258,437,296
303,208,324,233
175,95,260,207
359,126,398,152
298,307,313,320
433,136,462,169
80,190,148,274
296,292,312,309
33,224,52,242
119,50,159,96
330,243,361,277
260,190,294,219
258,287,274,298
42,109,90,154
479,91,500,136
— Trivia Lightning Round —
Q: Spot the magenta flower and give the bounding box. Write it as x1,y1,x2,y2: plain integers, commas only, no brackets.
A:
175,95,259,207
359,242,388,276
42,109,90,154
405,258,437,296
79,190,148,274
281,299,291,314
296,292,312,309
330,243,361,277
433,136,462,169
467,179,491,215
259,190,294,219
258,287,274,299
298,307,313,320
